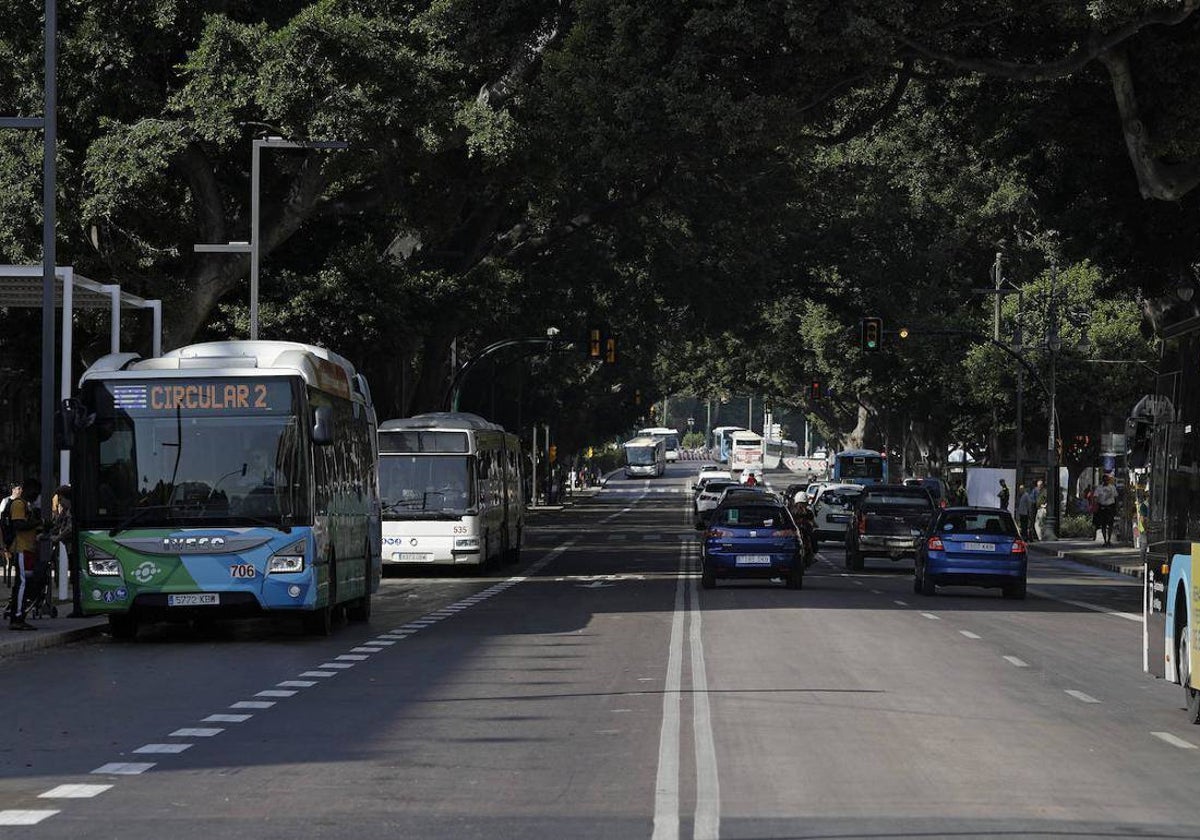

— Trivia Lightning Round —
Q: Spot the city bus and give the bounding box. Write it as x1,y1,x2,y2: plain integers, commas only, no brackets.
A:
763,435,799,469
377,412,523,572
729,429,765,476
832,448,888,486
637,426,681,462
711,426,745,463
624,436,666,477
69,341,382,638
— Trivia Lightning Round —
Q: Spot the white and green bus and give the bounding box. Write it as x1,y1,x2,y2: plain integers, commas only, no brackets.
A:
378,413,524,572
624,436,667,478
70,341,382,638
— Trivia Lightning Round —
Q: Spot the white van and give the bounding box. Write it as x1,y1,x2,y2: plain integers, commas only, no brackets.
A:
811,483,864,543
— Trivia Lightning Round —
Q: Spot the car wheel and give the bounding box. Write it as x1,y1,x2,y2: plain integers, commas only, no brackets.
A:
1002,579,1027,600
785,564,803,590
1180,629,1200,724
919,573,936,596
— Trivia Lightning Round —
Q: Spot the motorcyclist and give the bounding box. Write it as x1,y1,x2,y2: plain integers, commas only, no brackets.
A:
790,491,816,561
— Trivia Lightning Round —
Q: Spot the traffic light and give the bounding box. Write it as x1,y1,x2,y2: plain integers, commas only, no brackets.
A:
587,328,602,360
861,317,882,352
898,326,910,340
605,336,617,364
549,444,557,463
810,380,822,401
634,388,642,406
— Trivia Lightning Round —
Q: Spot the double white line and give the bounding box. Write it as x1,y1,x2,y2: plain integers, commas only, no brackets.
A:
653,541,720,840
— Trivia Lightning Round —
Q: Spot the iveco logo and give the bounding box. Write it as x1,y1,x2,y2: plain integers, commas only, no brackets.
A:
163,536,227,551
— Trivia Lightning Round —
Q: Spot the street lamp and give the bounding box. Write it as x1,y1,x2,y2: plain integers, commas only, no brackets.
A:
195,136,348,340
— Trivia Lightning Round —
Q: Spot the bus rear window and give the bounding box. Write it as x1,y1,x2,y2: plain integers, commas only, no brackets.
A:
380,431,469,453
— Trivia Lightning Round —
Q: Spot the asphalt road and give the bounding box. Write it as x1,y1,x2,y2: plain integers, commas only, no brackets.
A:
3,461,1199,839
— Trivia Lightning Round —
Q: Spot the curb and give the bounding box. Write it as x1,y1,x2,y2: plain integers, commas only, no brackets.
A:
1027,543,1144,580
0,618,106,660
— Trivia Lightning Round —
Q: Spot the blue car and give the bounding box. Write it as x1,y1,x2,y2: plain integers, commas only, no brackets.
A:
701,493,805,590
914,506,1027,599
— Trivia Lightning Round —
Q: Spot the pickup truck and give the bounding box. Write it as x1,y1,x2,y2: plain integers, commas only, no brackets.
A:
844,485,936,571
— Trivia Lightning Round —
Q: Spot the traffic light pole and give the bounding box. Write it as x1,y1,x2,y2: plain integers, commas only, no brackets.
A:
443,337,576,412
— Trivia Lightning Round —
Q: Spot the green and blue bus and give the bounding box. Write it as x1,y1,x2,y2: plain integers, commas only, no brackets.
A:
70,340,381,638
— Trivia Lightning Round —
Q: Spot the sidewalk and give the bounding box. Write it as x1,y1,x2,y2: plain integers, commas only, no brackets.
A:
0,593,107,660
1027,537,1144,579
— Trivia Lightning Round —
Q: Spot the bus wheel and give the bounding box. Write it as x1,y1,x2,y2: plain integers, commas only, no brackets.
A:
304,562,336,635
346,554,372,623
108,614,137,641
1180,630,1200,724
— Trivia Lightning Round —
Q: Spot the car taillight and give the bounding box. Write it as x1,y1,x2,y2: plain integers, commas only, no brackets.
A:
706,528,730,539
771,529,796,537
927,536,944,551
858,515,867,534
1011,539,1027,554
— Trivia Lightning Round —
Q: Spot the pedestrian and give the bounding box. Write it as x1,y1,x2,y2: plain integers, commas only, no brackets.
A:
998,479,1010,511
1093,473,1118,546
954,482,968,506
1033,478,1048,541
0,481,19,587
1015,483,1031,540
5,478,43,630
48,484,81,617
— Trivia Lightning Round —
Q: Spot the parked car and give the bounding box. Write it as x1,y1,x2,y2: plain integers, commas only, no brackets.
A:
811,483,863,543
844,485,936,571
914,506,1027,598
694,480,739,526
701,493,806,589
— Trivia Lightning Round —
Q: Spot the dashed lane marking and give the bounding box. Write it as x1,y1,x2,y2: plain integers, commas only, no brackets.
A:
300,671,338,678
894,600,909,606
255,690,298,698
959,630,981,639
1065,689,1101,704
231,701,275,709
0,811,60,825
169,728,222,738
38,785,111,799
1004,656,1029,668
203,714,251,723
91,763,155,776
133,743,192,754
1152,731,1198,749
319,662,356,669
921,613,940,621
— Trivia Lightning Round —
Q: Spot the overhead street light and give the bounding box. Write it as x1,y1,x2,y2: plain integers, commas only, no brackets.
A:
194,137,349,340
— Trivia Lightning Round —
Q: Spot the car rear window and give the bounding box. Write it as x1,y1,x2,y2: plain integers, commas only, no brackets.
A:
939,512,1018,536
864,493,932,507
821,491,859,508
716,505,788,528
705,481,735,493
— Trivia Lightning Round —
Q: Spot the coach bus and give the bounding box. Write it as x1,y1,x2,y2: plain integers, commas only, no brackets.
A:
69,341,382,638
711,426,745,464
377,412,523,572
832,448,888,486
624,436,667,478
637,426,681,462
729,429,765,476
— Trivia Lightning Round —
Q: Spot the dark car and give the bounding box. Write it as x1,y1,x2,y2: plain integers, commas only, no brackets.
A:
844,485,935,571
701,495,805,590
914,506,1027,598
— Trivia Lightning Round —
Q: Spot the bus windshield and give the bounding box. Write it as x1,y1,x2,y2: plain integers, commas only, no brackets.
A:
626,446,660,466
379,455,475,516
76,379,309,527
837,455,884,480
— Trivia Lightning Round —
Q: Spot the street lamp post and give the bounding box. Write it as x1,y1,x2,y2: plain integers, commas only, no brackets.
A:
1042,266,1060,540
195,136,348,340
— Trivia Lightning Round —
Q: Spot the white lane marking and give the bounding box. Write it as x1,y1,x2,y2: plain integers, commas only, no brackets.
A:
894,600,909,606
608,534,627,541
652,545,687,840
1065,689,1101,704
300,671,338,678
1027,588,1140,622
278,681,317,688
689,550,720,840
1004,656,1029,668
0,811,59,825
319,662,356,669
351,647,384,653
39,785,111,799
959,630,982,639
367,641,395,646
377,635,408,640
1152,731,1198,749
853,580,864,586
231,701,275,709
92,762,155,775
169,728,222,737
921,613,940,621
255,690,297,698
203,714,251,723
134,743,192,754
870,589,882,594
336,655,369,661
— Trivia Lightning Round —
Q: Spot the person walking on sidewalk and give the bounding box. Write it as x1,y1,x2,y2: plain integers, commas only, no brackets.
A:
5,478,43,630
1093,473,1118,547
1015,484,1032,540
1032,479,1048,541
998,479,1010,511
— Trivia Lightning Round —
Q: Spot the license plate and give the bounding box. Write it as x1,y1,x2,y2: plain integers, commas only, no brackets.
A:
829,514,849,523
736,554,772,566
167,593,219,607
961,543,997,552
394,552,433,562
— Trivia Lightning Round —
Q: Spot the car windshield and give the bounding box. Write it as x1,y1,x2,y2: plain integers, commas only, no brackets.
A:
716,505,788,528
939,512,1018,536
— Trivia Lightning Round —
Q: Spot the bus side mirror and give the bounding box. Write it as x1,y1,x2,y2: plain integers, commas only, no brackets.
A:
313,406,334,446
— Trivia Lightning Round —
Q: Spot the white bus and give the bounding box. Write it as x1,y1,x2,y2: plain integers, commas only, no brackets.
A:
763,436,799,469
637,426,681,462
624,436,666,477
71,340,381,638
711,426,745,463
729,429,765,475
378,412,523,571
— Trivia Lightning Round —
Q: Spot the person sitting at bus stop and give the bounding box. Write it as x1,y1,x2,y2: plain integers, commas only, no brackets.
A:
6,478,43,631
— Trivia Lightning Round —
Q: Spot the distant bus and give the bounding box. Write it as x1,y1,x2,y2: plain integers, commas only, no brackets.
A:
624,436,666,478
763,436,799,469
729,430,765,475
711,426,745,464
832,449,888,486
377,412,523,572
71,340,381,638
638,426,681,462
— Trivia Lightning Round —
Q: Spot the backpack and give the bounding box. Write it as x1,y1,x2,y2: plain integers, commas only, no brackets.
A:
0,497,14,549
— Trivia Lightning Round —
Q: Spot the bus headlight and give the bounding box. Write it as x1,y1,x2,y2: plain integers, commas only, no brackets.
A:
84,544,122,576
454,537,480,551
267,540,307,574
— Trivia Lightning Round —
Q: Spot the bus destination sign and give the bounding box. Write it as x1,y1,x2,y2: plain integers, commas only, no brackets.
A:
107,379,294,413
